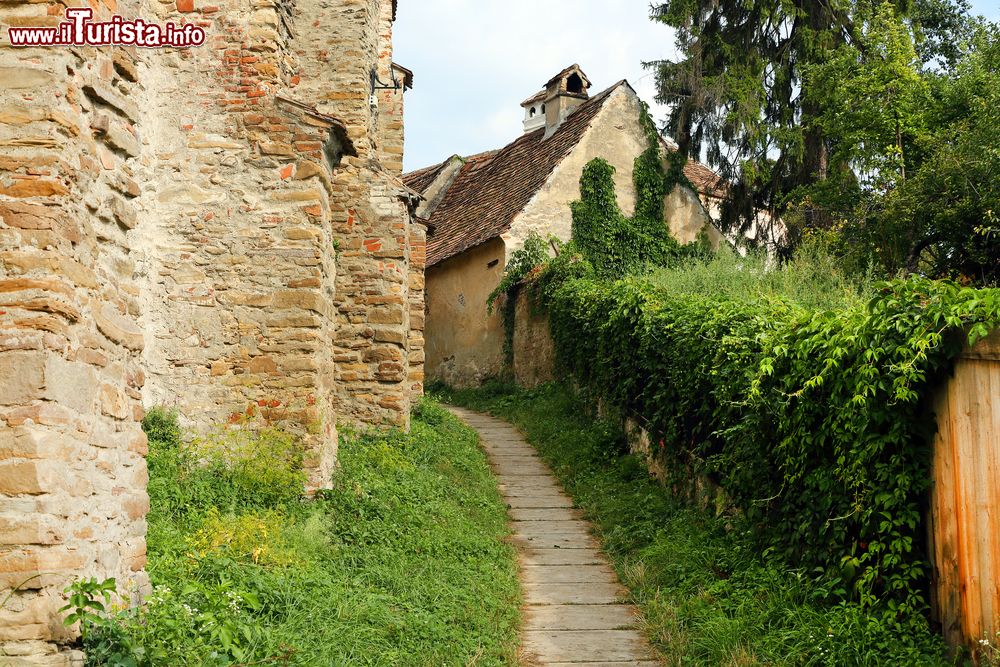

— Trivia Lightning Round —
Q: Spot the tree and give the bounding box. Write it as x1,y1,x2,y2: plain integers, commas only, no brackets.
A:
648,0,976,255
827,23,1000,284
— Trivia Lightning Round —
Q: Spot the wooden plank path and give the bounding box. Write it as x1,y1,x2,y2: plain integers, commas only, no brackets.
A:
448,407,660,666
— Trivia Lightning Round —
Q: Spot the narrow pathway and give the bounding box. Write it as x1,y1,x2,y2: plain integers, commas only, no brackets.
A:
448,407,660,666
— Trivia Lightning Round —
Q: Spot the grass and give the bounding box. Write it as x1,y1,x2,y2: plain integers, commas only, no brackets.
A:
436,381,960,667
85,398,520,666
646,243,874,311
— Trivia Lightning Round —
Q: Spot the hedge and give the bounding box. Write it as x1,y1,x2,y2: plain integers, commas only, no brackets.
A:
538,266,999,626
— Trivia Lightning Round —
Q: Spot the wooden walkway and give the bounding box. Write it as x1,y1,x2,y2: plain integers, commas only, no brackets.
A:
448,407,660,666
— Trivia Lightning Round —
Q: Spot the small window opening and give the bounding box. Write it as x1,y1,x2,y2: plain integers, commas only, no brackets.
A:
529,106,536,117
541,104,546,113
487,259,500,268
566,73,584,94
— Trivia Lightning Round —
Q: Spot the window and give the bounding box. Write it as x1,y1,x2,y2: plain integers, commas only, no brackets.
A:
529,106,536,117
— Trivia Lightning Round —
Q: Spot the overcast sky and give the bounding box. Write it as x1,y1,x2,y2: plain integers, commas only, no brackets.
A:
395,0,1000,173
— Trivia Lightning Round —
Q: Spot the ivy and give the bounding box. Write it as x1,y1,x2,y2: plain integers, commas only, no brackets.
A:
571,104,697,279
536,263,1000,624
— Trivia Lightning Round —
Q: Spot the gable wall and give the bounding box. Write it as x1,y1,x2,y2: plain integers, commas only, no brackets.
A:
504,85,715,253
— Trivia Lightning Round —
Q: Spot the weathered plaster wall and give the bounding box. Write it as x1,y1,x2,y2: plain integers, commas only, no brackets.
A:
666,186,722,245
0,2,152,662
425,238,505,388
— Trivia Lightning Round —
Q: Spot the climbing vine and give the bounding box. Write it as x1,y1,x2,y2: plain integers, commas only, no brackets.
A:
571,103,699,278
536,263,1000,625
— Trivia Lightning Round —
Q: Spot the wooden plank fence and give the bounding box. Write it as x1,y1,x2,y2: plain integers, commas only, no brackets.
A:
929,329,1000,649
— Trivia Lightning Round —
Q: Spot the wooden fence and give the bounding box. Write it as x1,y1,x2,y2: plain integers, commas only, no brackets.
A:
929,329,1000,649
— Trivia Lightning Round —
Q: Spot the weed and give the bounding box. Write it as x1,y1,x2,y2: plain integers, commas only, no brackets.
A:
69,399,520,666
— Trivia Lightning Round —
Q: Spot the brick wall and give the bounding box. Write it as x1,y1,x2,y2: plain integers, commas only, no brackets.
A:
1,0,421,661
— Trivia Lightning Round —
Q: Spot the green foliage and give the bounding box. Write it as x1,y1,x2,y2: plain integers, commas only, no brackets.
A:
792,10,1000,283
143,408,306,527
646,242,874,311
444,382,953,665
570,104,694,278
73,401,520,665
650,0,997,283
61,578,118,643
535,251,1000,624
803,3,932,189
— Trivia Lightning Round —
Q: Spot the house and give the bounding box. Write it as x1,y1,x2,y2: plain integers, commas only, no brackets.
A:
403,65,725,387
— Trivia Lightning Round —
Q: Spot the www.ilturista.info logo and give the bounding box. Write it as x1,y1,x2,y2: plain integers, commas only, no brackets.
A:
7,7,206,47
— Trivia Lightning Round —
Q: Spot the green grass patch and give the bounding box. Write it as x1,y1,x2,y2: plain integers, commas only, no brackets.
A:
83,399,520,666
438,381,959,666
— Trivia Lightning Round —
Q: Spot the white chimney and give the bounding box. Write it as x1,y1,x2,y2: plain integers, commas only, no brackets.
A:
521,90,546,133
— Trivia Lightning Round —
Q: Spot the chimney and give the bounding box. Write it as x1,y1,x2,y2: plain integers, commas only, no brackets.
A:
521,64,592,137
544,64,591,138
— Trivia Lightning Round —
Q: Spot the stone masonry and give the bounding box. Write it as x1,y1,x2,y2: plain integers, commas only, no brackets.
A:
0,0,422,662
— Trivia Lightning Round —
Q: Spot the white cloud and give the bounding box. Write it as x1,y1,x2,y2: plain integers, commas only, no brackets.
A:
395,0,679,170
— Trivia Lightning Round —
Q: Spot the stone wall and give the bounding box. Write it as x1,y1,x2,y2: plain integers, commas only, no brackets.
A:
287,0,422,428
136,0,348,489
1,0,421,661
0,3,152,661
511,289,554,388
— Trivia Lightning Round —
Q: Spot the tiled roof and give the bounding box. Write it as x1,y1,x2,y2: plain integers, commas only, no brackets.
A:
521,90,546,107
683,160,726,198
412,81,626,267
402,160,448,195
